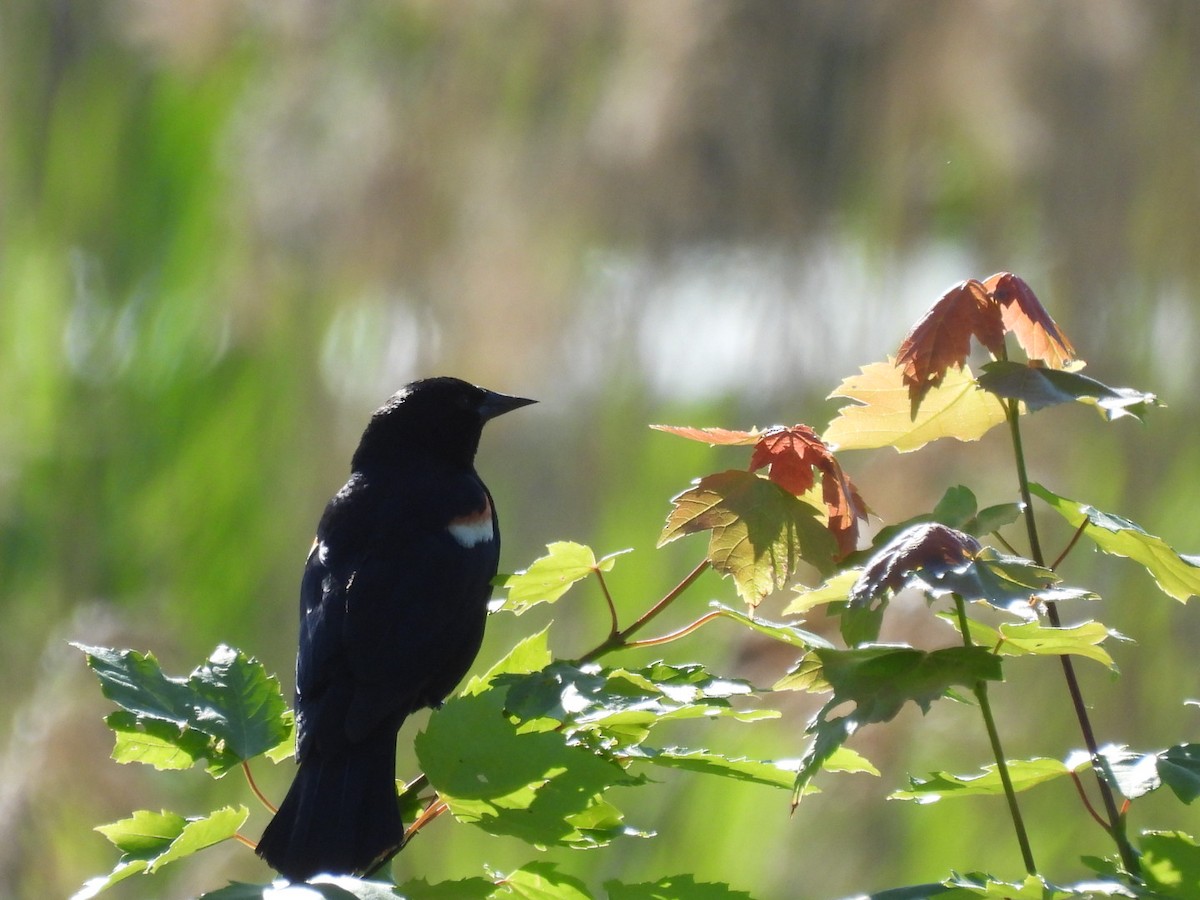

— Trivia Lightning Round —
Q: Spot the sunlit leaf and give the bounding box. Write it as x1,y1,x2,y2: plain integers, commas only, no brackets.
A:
496,659,769,748
76,807,248,899
959,618,1116,667
890,758,1072,803
709,604,833,649
606,875,756,900
1159,745,1200,803
1140,831,1200,897
978,361,1159,421
824,362,1008,453
1030,483,1200,602
626,748,801,790
941,872,1135,899
494,543,630,615
659,470,838,606
785,569,861,615
495,862,595,900
416,679,641,848
650,425,761,445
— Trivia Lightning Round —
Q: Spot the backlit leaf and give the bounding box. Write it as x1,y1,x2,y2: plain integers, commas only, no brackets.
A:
416,683,641,848
891,758,1072,803
606,875,755,900
1140,831,1200,897
649,425,761,445
947,618,1117,669
1030,483,1200,602
983,272,1076,370
77,807,248,899
824,362,1008,453
895,279,1004,404
978,361,1159,421
495,543,629,615
659,470,837,606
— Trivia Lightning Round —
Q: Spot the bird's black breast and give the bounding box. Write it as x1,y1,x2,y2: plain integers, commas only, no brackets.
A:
294,461,500,757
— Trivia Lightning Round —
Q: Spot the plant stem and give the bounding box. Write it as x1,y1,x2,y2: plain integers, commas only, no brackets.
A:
1003,398,1141,876
578,560,709,663
953,594,1037,875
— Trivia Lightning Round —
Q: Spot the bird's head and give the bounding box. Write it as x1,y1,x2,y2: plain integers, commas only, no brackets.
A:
352,376,535,470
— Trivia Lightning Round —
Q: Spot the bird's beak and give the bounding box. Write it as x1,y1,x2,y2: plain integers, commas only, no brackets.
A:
479,390,537,421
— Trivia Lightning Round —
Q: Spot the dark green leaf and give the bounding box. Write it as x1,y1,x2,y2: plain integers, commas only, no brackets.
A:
1031,483,1200,603
932,485,978,527
1159,745,1200,803
978,360,1160,420
792,646,1001,800
75,644,291,776
187,645,292,765
398,876,497,900
659,470,838,606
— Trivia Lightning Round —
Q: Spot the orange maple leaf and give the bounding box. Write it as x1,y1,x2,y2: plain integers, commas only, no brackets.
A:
983,272,1076,369
649,425,761,445
749,425,867,558
895,279,1004,404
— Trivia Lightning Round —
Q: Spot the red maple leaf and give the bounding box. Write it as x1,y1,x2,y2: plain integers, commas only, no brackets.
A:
895,279,1005,404
749,425,867,558
983,272,1076,369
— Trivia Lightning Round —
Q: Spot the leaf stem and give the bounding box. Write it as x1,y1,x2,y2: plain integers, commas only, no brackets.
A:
953,593,1037,875
578,560,709,663
595,567,620,637
1002,397,1141,876
625,610,724,650
242,761,277,814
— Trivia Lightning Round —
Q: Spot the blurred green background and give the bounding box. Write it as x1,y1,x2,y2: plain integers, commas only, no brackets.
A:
3,2,1200,897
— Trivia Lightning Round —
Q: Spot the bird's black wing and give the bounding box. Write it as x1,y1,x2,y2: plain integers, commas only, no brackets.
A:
294,464,499,757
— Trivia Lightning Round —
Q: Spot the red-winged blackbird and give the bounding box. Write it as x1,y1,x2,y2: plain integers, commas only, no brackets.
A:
256,377,535,882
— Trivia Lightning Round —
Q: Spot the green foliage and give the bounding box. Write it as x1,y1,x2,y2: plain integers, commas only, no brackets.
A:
73,273,1200,899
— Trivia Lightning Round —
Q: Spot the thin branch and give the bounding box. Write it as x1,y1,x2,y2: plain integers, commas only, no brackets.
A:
1049,519,1089,571
954,593,1037,875
233,832,258,850
1003,396,1141,877
578,560,710,663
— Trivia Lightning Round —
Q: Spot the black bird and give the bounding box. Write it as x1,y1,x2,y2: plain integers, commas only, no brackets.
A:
256,377,535,882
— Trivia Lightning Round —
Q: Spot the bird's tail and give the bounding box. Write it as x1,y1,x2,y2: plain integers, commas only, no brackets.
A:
256,732,402,883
